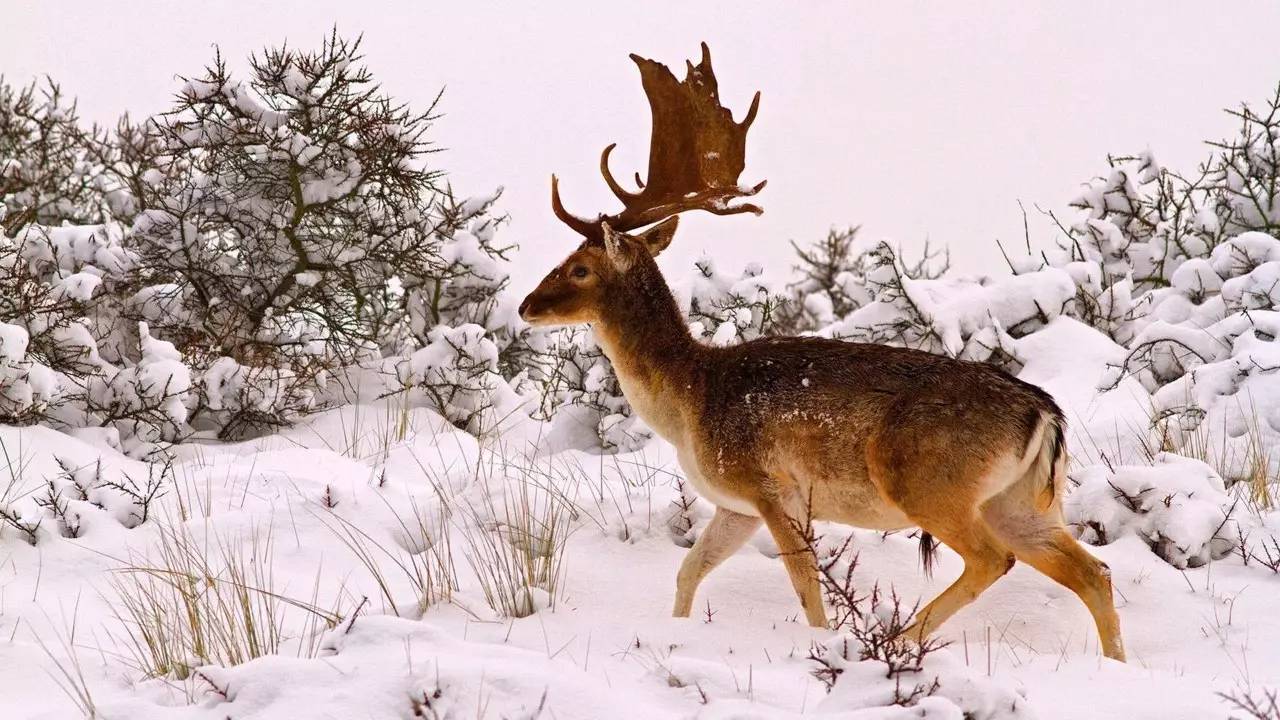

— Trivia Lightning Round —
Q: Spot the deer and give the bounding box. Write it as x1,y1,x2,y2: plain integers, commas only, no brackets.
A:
518,43,1126,662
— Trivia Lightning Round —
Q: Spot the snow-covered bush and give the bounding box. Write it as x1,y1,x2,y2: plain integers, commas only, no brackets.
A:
820,242,1070,371
810,632,1035,718
775,227,872,334
79,323,192,456
0,218,156,442
1212,88,1280,239
0,33,522,447
1019,150,1223,347
0,323,59,423
397,323,515,436
1065,453,1237,569
0,77,108,226
194,356,325,439
687,253,787,345
0,451,172,545
1019,91,1280,486
0,215,190,451
83,113,168,226
3,220,137,368
776,227,949,335
1019,89,1280,357
123,34,456,436
525,326,651,451
401,191,513,350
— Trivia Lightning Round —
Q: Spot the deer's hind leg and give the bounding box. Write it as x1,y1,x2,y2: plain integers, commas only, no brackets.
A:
982,487,1126,661
899,516,1014,641
673,506,762,618
1003,528,1124,661
867,437,1016,642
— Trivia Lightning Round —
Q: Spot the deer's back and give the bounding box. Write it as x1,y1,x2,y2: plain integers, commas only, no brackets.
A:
694,336,1060,467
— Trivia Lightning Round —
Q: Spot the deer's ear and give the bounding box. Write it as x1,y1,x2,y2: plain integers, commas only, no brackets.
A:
601,222,635,271
635,216,679,258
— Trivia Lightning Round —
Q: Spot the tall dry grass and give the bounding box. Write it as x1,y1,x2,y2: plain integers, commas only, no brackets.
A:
107,521,342,680
319,492,459,616
457,451,575,618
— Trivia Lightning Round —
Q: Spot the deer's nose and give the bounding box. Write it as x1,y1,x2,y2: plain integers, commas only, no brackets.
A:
518,296,534,319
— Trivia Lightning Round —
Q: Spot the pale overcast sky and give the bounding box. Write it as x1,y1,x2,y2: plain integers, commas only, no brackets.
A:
5,2,1280,294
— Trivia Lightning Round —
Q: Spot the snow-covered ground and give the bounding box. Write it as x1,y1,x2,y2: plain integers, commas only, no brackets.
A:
2,317,1277,720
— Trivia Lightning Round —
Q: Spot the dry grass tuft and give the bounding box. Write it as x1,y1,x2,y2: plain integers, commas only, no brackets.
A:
457,452,574,618
32,599,98,718
1152,401,1279,514
319,492,459,616
107,521,342,680
0,435,41,544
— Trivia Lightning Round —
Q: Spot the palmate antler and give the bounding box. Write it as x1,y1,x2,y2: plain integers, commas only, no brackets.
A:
551,43,766,242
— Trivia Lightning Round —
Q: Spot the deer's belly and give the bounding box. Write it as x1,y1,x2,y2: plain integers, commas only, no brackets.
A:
804,472,913,530
675,448,761,517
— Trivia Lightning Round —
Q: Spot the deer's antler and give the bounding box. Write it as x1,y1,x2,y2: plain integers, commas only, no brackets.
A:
551,43,765,243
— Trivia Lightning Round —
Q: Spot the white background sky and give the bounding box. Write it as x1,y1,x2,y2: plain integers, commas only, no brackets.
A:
5,2,1280,295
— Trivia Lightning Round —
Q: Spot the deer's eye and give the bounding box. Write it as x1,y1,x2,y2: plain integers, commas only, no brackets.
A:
571,265,589,279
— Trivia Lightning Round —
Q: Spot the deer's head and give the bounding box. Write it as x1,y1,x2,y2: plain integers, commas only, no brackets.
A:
519,43,765,327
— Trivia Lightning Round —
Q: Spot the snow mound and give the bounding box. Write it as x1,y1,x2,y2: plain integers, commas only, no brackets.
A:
1065,454,1236,568
810,634,1036,719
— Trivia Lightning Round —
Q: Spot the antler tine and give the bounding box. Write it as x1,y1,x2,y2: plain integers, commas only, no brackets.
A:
706,178,768,217
740,91,761,129
599,143,641,203
550,174,602,240
697,41,713,79
620,178,768,228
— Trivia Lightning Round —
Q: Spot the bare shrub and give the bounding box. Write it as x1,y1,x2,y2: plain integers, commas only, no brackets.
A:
0,77,107,225
792,506,945,704
1221,686,1280,720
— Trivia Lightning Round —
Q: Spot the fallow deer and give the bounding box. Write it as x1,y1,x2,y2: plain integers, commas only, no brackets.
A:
519,44,1126,661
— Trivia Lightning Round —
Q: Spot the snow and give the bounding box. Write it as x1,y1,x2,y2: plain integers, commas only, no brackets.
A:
0,322,61,418
14,221,136,277
689,253,786,346
396,323,527,436
3,358,1280,719
1209,231,1280,278
1065,454,1237,568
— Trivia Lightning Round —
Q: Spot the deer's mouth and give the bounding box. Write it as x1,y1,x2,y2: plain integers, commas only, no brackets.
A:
517,296,540,321
518,296,556,325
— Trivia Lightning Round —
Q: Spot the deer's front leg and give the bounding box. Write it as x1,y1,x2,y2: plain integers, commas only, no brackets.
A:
673,506,762,617
755,497,827,628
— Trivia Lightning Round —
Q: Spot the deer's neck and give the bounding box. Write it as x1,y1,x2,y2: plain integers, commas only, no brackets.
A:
591,263,702,444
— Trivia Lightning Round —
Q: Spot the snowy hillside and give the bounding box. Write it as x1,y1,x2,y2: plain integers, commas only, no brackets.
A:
5,29,1280,720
